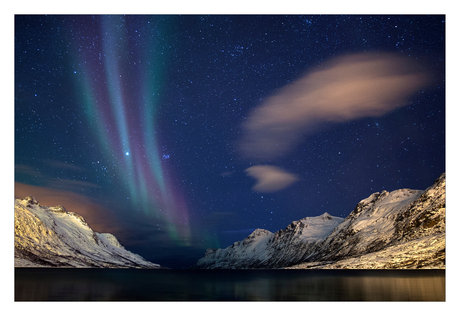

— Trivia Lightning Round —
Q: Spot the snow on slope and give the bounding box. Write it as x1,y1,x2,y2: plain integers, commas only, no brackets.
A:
297,212,345,241
14,196,160,268
306,188,423,262
304,174,445,266
193,212,344,269
287,233,445,269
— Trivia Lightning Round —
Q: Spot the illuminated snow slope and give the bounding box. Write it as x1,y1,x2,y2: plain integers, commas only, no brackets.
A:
194,174,445,269
194,213,345,269
14,197,160,268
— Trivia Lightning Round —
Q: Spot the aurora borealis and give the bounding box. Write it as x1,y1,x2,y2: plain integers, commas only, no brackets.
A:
71,16,192,246
14,15,445,268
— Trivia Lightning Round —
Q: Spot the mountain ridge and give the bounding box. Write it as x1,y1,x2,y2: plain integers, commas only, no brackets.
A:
193,212,345,269
193,173,445,269
14,196,161,268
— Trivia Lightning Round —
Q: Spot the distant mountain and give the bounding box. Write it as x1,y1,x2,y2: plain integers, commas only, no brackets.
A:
194,174,445,269
14,196,161,268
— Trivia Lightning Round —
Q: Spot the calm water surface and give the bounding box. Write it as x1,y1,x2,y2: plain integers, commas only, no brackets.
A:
15,268,445,301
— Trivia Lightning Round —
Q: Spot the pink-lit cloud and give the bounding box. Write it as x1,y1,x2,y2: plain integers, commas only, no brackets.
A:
239,52,431,160
245,165,300,193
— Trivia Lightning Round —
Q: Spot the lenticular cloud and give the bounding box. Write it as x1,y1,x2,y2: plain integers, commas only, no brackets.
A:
239,52,431,160
245,165,300,193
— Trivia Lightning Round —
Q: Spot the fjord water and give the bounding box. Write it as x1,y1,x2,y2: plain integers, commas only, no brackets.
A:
15,268,444,301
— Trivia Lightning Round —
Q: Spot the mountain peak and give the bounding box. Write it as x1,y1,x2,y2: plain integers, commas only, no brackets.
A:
320,212,332,220
23,196,39,206
249,228,272,237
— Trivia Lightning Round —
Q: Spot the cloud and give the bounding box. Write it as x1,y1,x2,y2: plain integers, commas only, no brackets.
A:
15,163,100,192
42,159,88,173
245,165,299,193
239,52,431,160
14,164,43,178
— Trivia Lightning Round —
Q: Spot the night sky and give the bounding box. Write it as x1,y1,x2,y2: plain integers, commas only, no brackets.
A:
14,15,445,268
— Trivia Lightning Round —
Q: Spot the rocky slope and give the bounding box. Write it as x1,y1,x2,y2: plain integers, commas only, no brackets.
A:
194,173,446,269
193,212,344,269
14,196,161,268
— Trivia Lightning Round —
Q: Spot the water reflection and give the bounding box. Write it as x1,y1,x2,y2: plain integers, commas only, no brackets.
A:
15,268,445,301
231,271,445,301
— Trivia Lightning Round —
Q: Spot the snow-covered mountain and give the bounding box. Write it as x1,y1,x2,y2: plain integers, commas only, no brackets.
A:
14,196,161,268
194,174,446,269
193,212,344,269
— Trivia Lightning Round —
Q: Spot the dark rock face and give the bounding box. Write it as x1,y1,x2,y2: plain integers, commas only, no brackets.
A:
50,205,67,213
393,174,445,242
24,196,39,207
